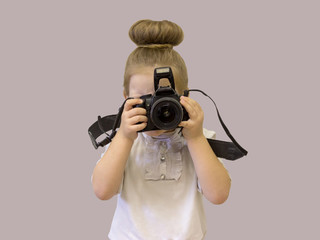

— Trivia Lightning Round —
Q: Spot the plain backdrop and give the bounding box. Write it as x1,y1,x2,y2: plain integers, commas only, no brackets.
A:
1,0,319,239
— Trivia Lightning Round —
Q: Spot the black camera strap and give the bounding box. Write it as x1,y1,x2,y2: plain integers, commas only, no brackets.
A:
88,91,248,160
88,98,128,149
185,89,248,157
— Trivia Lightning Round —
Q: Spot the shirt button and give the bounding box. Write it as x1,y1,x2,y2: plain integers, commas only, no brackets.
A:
160,174,165,180
160,156,166,161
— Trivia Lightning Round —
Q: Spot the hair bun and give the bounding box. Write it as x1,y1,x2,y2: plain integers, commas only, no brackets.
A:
129,19,184,48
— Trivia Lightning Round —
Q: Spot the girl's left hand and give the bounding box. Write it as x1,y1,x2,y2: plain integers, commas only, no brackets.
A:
179,96,204,140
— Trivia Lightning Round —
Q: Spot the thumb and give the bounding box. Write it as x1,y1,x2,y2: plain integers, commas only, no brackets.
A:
178,121,187,128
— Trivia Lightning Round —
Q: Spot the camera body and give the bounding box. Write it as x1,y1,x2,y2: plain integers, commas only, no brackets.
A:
134,67,189,132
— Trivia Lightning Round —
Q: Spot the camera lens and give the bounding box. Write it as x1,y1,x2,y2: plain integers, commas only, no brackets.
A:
158,105,175,123
151,97,183,130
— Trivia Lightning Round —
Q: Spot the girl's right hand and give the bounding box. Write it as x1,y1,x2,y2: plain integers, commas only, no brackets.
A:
117,98,148,141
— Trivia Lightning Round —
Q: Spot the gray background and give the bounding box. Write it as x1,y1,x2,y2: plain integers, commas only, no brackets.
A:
1,0,319,239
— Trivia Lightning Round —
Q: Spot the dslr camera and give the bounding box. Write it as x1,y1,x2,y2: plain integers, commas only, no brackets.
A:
133,67,189,131
88,66,248,159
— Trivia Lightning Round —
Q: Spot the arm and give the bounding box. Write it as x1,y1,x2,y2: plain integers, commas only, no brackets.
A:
179,96,231,204
92,98,147,200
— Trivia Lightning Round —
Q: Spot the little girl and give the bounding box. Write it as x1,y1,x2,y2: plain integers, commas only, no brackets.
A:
92,19,231,240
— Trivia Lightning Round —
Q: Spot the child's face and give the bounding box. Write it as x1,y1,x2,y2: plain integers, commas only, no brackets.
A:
125,67,174,137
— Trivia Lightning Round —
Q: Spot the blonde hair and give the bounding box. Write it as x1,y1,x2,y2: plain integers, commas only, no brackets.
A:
124,19,188,96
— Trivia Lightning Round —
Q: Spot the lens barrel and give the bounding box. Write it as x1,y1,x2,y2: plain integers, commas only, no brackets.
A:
150,97,183,130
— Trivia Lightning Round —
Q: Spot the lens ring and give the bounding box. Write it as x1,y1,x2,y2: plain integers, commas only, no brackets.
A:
150,97,183,130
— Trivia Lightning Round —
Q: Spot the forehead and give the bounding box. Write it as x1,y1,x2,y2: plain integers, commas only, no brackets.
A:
128,67,173,97
129,68,154,97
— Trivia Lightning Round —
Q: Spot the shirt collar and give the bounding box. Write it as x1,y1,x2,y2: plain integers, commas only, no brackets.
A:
140,128,186,152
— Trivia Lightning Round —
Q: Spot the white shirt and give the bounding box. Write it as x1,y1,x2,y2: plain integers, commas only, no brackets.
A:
103,128,217,240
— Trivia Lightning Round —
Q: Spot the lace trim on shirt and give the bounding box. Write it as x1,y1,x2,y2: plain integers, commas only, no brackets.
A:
141,130,185,181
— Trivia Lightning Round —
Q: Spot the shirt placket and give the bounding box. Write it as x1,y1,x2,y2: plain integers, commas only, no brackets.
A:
159,141,167,180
